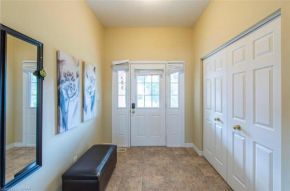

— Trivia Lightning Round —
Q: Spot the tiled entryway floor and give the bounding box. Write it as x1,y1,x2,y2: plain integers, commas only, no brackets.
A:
106,147,232,191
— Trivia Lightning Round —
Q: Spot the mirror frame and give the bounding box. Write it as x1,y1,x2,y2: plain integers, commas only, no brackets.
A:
0,24,43,189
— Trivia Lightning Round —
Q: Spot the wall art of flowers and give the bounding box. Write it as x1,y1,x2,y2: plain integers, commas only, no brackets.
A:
57,51,81,133
83,62,96,121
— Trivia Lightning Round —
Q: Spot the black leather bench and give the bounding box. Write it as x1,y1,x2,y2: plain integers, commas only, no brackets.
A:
62,145,117,191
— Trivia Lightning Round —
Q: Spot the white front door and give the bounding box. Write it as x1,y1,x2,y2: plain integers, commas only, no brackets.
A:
203,48,228,180
23,71,37,147
130,64,166,146
227,17,281,191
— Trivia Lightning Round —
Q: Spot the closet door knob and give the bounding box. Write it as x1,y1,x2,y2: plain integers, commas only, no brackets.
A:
233,125,241,130
214,117,220,121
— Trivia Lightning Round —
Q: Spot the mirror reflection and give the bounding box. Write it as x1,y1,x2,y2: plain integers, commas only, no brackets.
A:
5,34,37,183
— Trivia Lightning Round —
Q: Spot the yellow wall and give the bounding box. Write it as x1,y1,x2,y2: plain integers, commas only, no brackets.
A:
6,35,16,145
1,0,105,190
103,27,194,143
191,0,290,189
14,36,37,143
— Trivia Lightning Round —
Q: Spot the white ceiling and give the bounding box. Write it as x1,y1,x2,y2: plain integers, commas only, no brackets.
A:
86,0,211,27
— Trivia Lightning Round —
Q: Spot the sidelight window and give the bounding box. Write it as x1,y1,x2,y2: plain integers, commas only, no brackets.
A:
170,72,179,108
118,71,127,108
29,73,37,108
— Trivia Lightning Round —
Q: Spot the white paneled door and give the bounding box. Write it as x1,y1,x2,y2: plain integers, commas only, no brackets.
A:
203,48,228,180
226,36,251,191
23,70,37,147
227,17,281,191
130,64,166,146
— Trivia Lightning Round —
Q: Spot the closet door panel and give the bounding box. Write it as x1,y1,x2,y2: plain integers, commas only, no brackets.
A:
227,37,252,191
248,17,281,190
203,49,228,180
203,57,214,163
227,16,281,191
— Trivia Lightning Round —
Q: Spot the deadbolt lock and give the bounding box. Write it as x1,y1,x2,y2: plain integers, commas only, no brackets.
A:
132,110,135,114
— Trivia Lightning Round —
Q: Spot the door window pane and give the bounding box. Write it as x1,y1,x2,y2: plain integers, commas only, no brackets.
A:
171,84,178,95
118,84,126,95
137,95,145,107
145,83,151,94
152,83,159,95
137,83,145,95
152,96,159,107
118,96,126,108
145,96,152,107
152,76,159,83
118,71,127,108
170,96,179,108
137,75,160,108
145,76,151,83
170,73,179,108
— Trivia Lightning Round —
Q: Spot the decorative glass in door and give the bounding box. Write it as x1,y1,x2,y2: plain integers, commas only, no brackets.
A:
117,71,127,108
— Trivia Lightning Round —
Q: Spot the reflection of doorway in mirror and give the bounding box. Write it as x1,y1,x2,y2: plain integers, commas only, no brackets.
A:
5,31,38,185
23,61,37,147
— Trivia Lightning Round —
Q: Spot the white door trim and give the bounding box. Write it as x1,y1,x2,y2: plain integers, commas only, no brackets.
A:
112,60,185,147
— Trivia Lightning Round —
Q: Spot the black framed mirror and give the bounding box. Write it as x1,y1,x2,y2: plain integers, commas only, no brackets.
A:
0,24,43,189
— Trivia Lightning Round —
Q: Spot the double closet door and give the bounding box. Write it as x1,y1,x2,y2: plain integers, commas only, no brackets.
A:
203,16,281,191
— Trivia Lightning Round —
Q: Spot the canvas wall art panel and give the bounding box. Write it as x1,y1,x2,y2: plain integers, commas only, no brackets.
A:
57,51,81,133
83,62,96,121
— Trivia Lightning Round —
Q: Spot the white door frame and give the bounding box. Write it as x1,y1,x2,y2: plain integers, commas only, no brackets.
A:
112,60,185,147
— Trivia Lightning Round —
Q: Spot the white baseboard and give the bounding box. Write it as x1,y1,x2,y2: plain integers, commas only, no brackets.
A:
105,143,130,147
6,143,15,150
6,142,25,150
26,144,36,147
184,143,203,156
14,142,24,147
192,143,203,156
184,143,194,148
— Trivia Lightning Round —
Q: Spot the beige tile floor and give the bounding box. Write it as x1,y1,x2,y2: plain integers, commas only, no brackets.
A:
5,147,36,183
106,147,232,191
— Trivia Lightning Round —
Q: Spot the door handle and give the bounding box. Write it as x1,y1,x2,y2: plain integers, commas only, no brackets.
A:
233,125,241,130
214,117,221,122
132,110,135,114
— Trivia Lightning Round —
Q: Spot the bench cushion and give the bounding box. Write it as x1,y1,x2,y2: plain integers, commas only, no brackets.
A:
62,145,117,181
